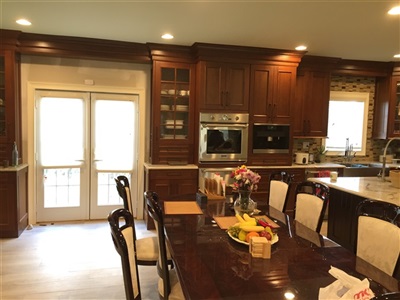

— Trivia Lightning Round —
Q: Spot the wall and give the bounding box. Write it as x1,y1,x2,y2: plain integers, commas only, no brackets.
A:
293,75,387,163
20,55,151,224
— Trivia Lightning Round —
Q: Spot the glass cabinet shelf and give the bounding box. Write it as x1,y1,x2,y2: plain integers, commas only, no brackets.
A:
159,67,191,139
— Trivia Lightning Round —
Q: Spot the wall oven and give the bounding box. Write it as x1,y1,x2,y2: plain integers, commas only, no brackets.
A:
199,113,249,163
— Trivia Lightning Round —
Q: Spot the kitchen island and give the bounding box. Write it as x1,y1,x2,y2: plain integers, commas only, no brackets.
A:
308,176,399,254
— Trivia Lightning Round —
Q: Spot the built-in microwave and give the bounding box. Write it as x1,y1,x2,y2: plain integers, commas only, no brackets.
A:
199,113,249,163
252,124,290,154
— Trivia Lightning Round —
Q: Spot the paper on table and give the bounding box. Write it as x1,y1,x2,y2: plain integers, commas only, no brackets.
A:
319,266,375,300
164,201,203,215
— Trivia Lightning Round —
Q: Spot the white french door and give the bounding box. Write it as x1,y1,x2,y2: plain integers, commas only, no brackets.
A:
35,90,137,222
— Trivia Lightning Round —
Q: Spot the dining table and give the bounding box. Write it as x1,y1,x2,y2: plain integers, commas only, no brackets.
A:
162,197,399,300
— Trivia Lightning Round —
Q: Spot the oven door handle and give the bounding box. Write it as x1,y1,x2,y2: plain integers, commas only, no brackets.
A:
201,124,249,130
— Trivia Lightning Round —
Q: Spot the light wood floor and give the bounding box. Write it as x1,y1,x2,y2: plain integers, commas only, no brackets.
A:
0,220,160,300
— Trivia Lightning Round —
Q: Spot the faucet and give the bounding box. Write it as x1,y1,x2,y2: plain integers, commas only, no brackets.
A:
344,138,355,162
380,137,400,182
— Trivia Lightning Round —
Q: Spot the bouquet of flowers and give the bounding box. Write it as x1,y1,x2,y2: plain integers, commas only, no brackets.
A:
230,165,261,192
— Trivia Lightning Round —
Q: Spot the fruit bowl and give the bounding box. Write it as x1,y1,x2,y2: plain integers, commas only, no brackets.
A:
227,231,278,246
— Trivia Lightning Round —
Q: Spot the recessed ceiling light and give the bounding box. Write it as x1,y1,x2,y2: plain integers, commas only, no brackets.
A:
161,33,174,40
16,19,32,26
394,54,400,58
295,45,307,51
388,6,400,15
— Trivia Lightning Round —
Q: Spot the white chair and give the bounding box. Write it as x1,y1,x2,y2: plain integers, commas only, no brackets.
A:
145,191,185,300
294,181,329,233
268,171,294,212
356,199,400,277
108,208,141,300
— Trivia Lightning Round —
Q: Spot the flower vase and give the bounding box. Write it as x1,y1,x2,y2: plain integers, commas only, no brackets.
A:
233,190,256,216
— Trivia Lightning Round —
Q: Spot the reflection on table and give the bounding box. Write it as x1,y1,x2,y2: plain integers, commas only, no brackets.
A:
162,199,399,299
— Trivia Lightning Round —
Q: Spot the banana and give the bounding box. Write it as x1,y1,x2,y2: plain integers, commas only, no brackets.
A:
235,214,246,223
240,225,265,232
239,220,257,228
242,213,255,222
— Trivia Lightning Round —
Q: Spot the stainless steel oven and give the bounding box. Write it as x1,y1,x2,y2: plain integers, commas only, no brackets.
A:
199,113,249,162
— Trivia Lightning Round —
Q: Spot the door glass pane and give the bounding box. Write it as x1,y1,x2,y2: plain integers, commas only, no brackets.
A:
94,100,134,170
39,97,84,166
44,168,80,208
97,172,130,206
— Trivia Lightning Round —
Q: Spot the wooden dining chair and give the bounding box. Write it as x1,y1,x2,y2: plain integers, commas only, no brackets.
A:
144,191,185,300
294,181,329,233
356,199,400,278
268,171,294,212
115,176,158,266
108,208,142,300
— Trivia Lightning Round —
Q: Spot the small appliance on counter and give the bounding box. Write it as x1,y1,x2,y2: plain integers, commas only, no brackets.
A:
295,152,309,164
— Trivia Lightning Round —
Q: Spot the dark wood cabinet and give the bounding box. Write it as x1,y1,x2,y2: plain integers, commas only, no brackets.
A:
150,61,196,164
293,69,331,137
250,167,305,216
0,50,22,163
144,168,198,229
0,165,28,238
388,75,400,137
250,64,296,124
198,61,250,112
327,188,362,253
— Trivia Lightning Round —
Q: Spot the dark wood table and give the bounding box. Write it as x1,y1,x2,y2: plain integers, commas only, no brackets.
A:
163,201,399,300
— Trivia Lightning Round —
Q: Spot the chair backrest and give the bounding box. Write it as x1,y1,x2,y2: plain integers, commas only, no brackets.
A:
356,199,400,277
144,190,172,299
268,171,294,212
108,208,141,300
115,175,133,214
294,181,329,233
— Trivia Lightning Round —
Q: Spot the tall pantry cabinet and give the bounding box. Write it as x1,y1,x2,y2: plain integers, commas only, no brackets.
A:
0,32,29,238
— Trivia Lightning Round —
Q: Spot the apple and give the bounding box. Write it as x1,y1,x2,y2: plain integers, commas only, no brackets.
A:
259,230,272,240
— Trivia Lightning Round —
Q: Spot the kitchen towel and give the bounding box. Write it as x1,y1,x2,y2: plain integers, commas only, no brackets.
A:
164,201,203,215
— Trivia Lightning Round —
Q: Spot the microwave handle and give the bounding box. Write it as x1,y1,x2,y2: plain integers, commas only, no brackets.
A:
201,124,248,130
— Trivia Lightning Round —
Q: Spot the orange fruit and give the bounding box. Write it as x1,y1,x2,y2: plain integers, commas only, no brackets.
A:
245,231,259,243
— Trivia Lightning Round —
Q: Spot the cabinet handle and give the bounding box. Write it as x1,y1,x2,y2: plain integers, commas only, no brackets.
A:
225,91,229,107
272,104,277,119
303,120,307,135
268,104,272,121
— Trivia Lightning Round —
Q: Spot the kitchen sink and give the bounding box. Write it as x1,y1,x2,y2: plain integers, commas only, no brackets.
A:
342,163,389,177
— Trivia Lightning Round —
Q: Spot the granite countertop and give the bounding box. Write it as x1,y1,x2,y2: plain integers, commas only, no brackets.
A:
309,177,400,206
0,163,28,172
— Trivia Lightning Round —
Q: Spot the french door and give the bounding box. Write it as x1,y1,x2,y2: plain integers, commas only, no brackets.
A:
35,90,137,222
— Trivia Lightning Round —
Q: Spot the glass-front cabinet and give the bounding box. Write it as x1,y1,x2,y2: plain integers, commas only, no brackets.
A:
151,61,195,164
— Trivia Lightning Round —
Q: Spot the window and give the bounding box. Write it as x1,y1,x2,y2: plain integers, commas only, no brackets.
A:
325,91,369,156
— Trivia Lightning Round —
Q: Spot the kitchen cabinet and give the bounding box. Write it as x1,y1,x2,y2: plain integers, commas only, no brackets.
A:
0,50,22,163
0,165,29,238
250,64,296,124
372,65,400,139
293,69,331,137
150,61,196,164
197,61,250,112
251,167,305,216
144,168,198,229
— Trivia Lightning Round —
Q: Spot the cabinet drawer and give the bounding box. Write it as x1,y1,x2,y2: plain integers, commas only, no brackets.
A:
149,169,198,180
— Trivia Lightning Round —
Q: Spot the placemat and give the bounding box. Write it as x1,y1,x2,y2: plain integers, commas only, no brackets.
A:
255,215,280,229
164,201,203,215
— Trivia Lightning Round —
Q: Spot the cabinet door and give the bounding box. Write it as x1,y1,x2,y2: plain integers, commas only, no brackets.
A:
151,61,195,164
272,66,295,124
199,61,250,112
250,64,275,123
293,70,330,137
303,71,330,136
0,50,21,162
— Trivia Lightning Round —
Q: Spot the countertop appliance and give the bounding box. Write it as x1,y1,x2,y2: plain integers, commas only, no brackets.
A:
295,152,309,164
199,113,248,163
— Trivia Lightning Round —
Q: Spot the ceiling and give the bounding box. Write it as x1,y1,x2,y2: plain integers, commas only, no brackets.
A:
1,0,400,62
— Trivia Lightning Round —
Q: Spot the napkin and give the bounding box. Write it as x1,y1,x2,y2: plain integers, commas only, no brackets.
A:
319,266,375,300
